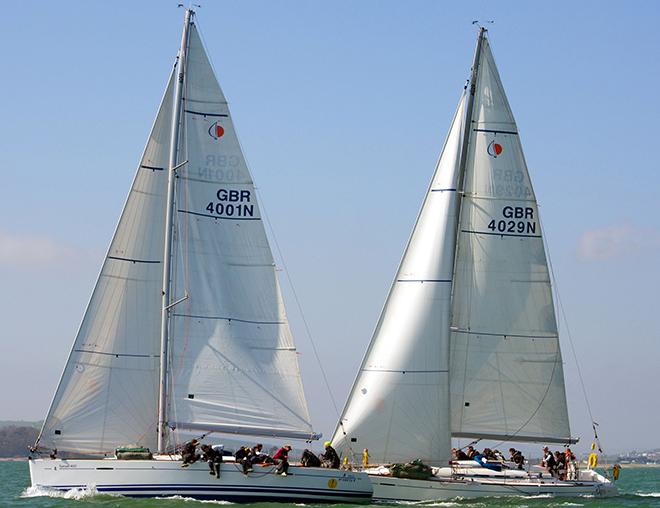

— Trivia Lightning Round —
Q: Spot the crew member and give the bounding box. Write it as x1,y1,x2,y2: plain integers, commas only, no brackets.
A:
320,441,340,469
509,448,525,470
273,444,292,476
181,439,200,467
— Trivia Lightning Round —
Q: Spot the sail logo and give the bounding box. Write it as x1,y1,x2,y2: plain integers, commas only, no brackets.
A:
487,140,503,157
208,121,225,140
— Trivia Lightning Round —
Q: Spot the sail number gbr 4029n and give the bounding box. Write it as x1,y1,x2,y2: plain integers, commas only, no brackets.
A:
205,188,255,218
487,205,537,235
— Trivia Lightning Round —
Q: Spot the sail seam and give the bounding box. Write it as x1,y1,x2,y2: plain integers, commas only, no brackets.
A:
461,229,541,238
472,128,518,135
73,349,158,358
172,312,285,325
396,279,451,283
184,109,228,117
362,369,449,373
177,209,260,221
107,256,161,264
451,329,558,339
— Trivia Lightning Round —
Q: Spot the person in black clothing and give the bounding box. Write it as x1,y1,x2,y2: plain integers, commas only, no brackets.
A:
509,448,525,470
554,451,566,480
320,441,340,469
235,446,252,475
541,447,556,476
301,449,322,467
201,444,223,477
452,448,469,460
181,439,200,467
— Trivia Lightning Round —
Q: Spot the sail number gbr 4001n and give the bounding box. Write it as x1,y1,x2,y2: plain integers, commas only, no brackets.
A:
206,188,255,218
487,206,537,235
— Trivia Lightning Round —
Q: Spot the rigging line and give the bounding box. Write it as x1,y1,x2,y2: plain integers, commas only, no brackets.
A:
541,216,601,452
255,187,342,421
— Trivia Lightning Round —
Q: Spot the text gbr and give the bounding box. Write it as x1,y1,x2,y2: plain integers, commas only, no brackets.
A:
487,206,537,235
206,188,254,217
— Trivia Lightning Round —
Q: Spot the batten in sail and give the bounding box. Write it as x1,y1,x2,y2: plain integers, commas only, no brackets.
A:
332,95,467,465
165,23,317,443
37,69,177,455
449,35,573,444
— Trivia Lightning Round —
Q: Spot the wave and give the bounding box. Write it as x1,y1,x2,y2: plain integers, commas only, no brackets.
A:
155,494,234,504
636,492,660,497
21,484,102,500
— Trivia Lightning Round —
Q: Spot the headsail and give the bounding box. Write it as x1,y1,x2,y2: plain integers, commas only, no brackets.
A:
165,22,316,443
37,69,176,455
332,95,467,465
449,34,573,444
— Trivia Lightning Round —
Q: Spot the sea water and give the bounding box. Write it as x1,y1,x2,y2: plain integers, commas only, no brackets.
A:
1,461,658,508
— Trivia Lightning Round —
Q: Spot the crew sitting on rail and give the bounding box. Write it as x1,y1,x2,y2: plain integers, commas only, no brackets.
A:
301,449,322,467
181,439,200,467
234,446,252,475
248,443,272,467
466,446,479,459
273,445,292,476
320,441,340,469
201,443,223,478
452,447,469,460
509,448,525,470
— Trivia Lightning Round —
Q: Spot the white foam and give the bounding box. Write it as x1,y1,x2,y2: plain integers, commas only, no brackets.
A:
155,495,234,504
21,484,101,500
637,492,660,497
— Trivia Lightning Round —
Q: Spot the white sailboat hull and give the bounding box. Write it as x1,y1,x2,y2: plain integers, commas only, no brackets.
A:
367,465,617,502
29,458,373,503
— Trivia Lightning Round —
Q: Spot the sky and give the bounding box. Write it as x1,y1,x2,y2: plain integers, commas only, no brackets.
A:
1,0,659,456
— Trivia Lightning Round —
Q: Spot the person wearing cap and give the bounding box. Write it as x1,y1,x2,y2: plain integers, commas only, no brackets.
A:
273,445,292,476
320,441,340,469
181,438,200,467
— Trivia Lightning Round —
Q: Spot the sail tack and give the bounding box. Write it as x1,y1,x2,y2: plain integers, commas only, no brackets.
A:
332,96,467,465
165,24,316,443
38,70,176,455
449,36,572,443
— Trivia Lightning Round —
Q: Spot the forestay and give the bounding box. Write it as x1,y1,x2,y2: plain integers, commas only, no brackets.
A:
37,70,176,455
332,96,467,465
449,36,572,444
165,23,316,442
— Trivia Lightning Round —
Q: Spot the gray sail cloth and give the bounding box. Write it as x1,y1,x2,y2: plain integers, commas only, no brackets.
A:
38,20,316,456
332,95,467,465
449,36,571,444
37,70,175,455
333,31,573,465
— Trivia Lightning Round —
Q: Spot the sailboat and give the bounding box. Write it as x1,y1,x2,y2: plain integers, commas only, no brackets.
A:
28,9,372,503
332,27,616,501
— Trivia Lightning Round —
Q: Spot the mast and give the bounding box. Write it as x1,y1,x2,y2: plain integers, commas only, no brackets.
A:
456,27,486,192
158,8,193,454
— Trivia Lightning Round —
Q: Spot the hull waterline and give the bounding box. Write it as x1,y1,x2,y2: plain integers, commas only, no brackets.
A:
29,458,373,503
366,464,617,502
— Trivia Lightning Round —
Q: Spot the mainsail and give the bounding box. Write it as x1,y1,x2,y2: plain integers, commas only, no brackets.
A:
38,15,317,456
165,23,315,442
332,96,467,465
333,28,573,463
449,35,572,444
37,70,176,455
